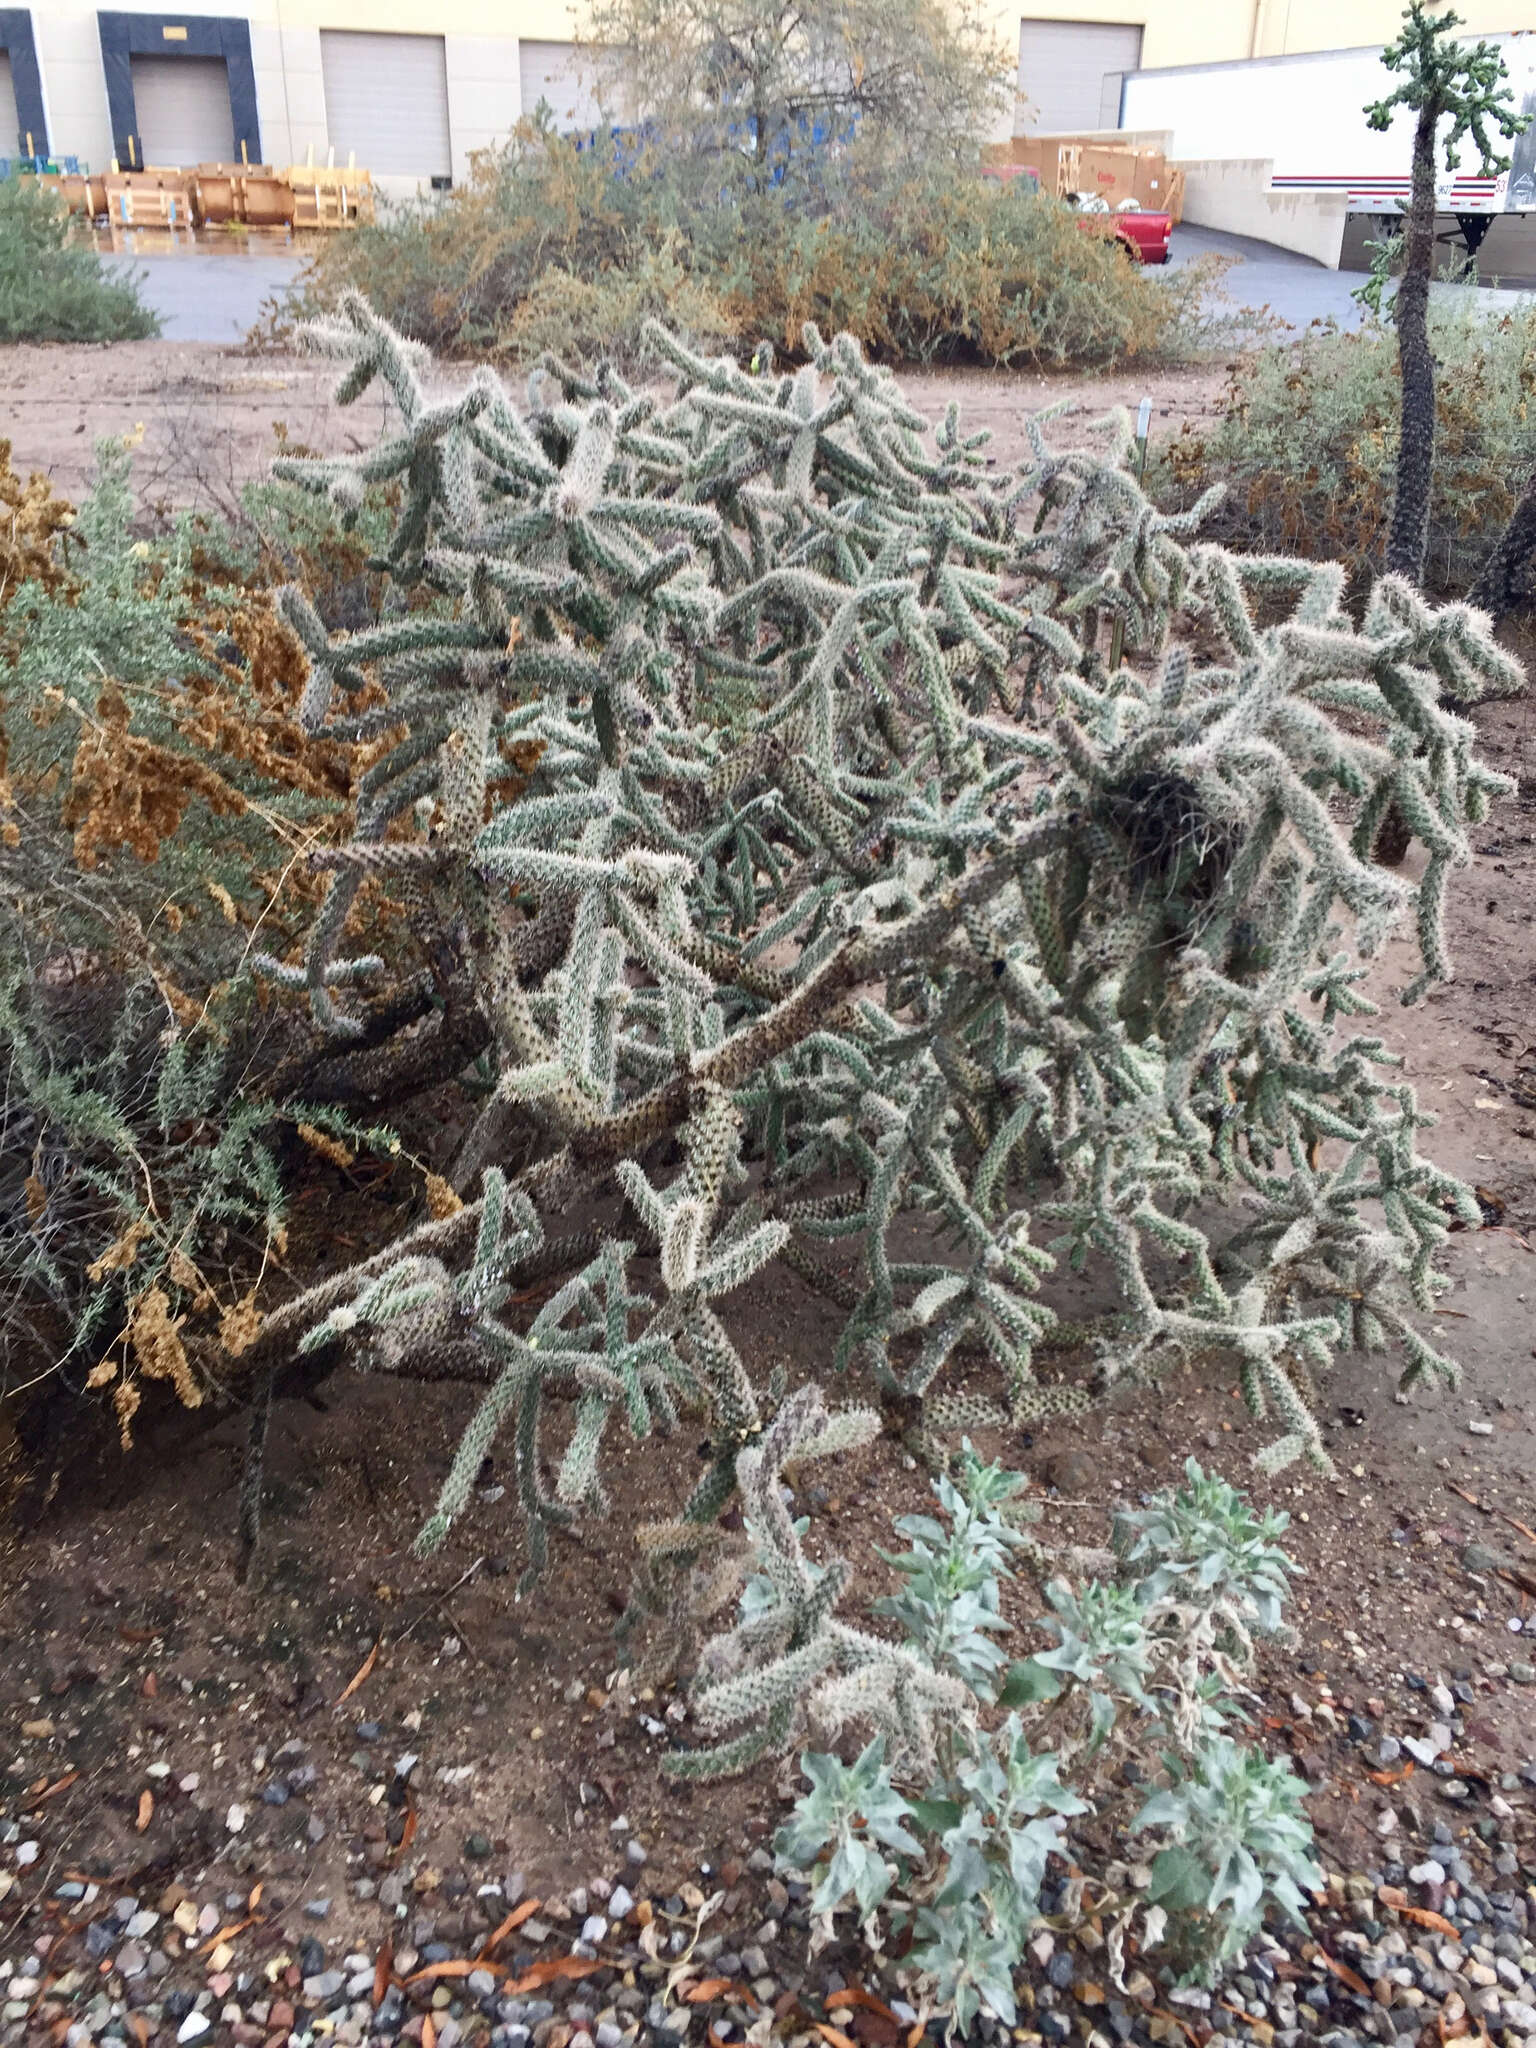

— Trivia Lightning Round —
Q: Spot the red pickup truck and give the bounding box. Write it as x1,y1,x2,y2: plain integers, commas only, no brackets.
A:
979,163,1173,265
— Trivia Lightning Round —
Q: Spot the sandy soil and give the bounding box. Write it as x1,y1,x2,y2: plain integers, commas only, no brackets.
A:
0,338,1532,2019
0,340,1234,518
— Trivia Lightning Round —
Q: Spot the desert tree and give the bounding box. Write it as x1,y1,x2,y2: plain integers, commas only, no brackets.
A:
581,0,1010,176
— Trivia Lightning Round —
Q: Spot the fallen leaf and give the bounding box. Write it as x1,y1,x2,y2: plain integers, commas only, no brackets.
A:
814,2028,858,2048
686,1978,736,2003
199,1914,259,1954
1319,1951,1372,2000
335,1637,381,1706
478,1897,541,1958
392,1802,418,1861
38,1773,79,1801
373,1936,394,2010
422,2016,435,2048
1400,1904,1461,1938
826,1990,900,2022
136,1789,153,1833
406,1960,483,1986
503,1957,603,1993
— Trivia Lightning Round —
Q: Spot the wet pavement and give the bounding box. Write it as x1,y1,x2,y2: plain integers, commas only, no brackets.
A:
98,222,1536,348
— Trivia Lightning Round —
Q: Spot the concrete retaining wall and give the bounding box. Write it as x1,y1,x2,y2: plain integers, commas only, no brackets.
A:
1172,156,1349,267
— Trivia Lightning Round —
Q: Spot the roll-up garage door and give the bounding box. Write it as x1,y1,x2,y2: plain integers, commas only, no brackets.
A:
1017,20,1143,134
518,40,606,132
0,55,21,157
130,55,237,168
320,30,452,180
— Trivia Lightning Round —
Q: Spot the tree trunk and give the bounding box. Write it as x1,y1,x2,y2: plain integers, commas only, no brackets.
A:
1470,465,1536,621
1386,102,1441,585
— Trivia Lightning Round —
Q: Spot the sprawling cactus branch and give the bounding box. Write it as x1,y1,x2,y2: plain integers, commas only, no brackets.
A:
258,291,1518,1626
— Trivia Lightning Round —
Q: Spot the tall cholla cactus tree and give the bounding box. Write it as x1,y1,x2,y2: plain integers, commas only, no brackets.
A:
242,294,1519,1733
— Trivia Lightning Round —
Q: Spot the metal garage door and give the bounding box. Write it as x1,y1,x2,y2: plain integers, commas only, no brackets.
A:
130,55,236,167
1017,20,1144,135
320,31,452,180
518,41,606,132
0,55,21,157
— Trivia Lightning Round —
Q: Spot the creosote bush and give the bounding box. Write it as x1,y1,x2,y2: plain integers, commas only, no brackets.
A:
0,437,409,1425
1152,304,1536,596
773,1453,1320,2031
0,178,158,344
230,297,1518,1673
269,124,1212,371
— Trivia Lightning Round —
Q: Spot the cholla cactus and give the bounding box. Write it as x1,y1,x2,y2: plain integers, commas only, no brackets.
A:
250,296,1521,1719
672,1385,968,1782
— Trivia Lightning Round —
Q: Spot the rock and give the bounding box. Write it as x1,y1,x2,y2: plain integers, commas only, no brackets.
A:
115,1941,148,1978
625,1839,647,1867
303,1969,346,2002
176,2014,212,2044
1462,1544,1506,1576
305,1898,332,1920
1411,1861,1447,1886
580,1915,608,1946
298,1935,327,1976
1509,1662,1536,1685
262,1780,290,1807
467,1970,497,1999
465,1835,494,1861
608,1886,633,1918
1043,1448,1097,1495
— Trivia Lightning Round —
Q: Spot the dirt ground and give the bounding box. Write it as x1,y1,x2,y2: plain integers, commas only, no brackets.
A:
1,340,1534,2018
0,339,1234,518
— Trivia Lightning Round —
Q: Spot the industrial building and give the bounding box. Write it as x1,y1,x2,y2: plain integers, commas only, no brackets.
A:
1,2,1530,195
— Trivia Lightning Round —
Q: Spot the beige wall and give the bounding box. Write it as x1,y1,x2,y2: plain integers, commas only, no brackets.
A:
1174,156,1349,265
998,0,1528,75
33,0,1536,180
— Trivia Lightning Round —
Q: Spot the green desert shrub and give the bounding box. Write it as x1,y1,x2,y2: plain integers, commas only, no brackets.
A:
267,121,1208,370
0,178,158,343
0,438,405,1422
772,1447,1319,2031
1153,303,1536,595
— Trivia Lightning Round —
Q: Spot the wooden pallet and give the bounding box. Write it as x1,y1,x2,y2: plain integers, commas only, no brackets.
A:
103,172,200,227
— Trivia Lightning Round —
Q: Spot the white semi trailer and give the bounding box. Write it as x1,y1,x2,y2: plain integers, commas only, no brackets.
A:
1119,31,1536,258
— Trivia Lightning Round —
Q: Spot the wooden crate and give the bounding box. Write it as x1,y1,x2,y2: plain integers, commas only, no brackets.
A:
241,174,297,228
103,172,201,228
282,162,375,228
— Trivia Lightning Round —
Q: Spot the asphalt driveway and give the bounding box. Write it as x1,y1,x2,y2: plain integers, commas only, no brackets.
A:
1169,222,1536,331
106,222,1536,346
